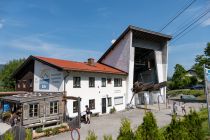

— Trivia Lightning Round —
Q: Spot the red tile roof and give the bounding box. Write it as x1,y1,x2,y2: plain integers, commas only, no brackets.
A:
34,56,127,75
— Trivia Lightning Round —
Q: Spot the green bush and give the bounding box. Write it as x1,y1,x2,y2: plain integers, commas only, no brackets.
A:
163,116,189,140
4,131,14,140
2,112,11,122
52,127,60,135
86,130,97,140
35,127,43,133
109,107,116,114
103,135,113,140
44,128,52,137
135,112,162,140
117,118,134,140
167,89,204,97
25,129,33,140
183,110,204,140
60,124,67,128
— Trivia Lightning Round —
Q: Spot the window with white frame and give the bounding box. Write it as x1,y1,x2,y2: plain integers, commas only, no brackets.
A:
107,78,112,84
73,77,81,88
50,101,58,114
114,78,122,87
89,77,95,87
114,96,123,105
29,103,38,117
101,78,106,87
108,97,112,107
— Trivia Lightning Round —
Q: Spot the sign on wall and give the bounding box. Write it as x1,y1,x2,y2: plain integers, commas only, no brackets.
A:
204,65,210,128
39,69,50,90
51,73,62,85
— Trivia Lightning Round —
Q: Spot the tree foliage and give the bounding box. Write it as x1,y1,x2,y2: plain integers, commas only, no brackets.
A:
86,130,98,140
0,58,25,90
170,64,188,89
117,118,134,140
183,110,204,140
164,116,189,140
192,43,210,80
135,112,163,140
169,64,199,89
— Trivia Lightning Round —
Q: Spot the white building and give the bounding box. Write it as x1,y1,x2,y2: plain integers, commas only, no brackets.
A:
13,25,172,118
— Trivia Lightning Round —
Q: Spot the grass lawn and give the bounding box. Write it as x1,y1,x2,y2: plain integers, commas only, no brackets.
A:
167,89,204,97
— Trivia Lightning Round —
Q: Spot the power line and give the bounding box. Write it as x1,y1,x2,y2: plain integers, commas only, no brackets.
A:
172,6,205,36
172,9,210,40
160,0,196,32
170,14,210,44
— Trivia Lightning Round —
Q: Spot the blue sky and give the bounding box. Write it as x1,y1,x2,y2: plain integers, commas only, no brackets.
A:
0,0,210,76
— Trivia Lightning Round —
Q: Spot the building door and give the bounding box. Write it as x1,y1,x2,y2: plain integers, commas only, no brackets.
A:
102,98,106,114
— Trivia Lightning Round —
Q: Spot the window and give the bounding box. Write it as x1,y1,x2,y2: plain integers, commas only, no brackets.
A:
29,103,38,117
29,79,33,88
89,99,95,110
114,96,123,105
101,78,106,87
89,77,95,87
73,77,81,88
73,101,78,113
114,78,122,87
50,101,58,114
107,78,112,84
17,81,21,88
22,80,26,88
108,97,112,107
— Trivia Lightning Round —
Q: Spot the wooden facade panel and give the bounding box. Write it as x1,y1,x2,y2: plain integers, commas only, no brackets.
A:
39,101,45,117
23,118,41,125
16,60,34,92
59,101,63,114
23,103,29,120
45,102,50,117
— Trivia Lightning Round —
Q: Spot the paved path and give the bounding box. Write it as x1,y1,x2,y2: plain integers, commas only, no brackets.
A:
39,102,204,140
0,122,11,135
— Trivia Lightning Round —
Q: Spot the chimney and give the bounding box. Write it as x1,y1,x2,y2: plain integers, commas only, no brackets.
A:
87,58,95,66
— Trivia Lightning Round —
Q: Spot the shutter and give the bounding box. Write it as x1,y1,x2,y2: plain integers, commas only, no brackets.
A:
59,101,63,114
23,103,29,120
45,102,50,117
39,101,44,117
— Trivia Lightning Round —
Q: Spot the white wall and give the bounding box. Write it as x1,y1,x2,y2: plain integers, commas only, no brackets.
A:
132,38,167,103
65,71,127,117
101,31,133,106
101,31,132,73
34,60,64,92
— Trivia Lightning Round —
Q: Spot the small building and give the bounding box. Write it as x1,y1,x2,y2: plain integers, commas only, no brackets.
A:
185,69,202,82
1,92,63,128
11,25,172,118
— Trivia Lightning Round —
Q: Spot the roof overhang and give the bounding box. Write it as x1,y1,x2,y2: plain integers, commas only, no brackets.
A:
98,25,172,62
12,55,63,78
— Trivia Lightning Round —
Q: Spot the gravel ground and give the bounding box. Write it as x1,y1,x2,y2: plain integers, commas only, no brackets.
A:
39,102,205,140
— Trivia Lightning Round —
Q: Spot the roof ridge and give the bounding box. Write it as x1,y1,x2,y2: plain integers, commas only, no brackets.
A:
33,55,95,64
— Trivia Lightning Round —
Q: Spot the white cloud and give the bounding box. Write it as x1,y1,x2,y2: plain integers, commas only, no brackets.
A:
6,37,102,62
201,18,210,27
